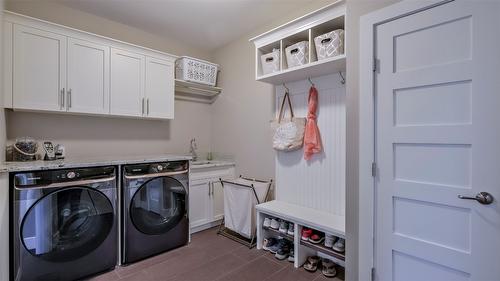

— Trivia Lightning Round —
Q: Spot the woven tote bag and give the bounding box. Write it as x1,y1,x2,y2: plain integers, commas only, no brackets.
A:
270,91,306,151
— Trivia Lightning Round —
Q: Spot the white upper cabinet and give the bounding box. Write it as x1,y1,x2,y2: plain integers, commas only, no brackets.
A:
110,48,145,117
67,38,110,114
145,57,174,119
4,11,176,119
13,24,66,111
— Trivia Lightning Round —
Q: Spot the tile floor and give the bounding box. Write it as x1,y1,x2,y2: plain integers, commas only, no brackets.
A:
86,227,345,281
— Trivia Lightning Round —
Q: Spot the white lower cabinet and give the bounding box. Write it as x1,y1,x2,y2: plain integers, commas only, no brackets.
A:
189,165,235,233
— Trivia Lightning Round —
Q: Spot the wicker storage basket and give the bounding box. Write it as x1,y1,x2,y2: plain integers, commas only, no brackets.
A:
314,29,345,60
175,56,219,86
260,49,280,75
285,41,309,68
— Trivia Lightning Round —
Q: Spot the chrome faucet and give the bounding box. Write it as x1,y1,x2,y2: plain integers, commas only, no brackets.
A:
189,138,198,162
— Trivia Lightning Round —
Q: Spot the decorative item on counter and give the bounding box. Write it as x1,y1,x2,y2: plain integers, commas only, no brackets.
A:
304,83,322,160
43,141,56,161
55,144,65,159
271,85,306,151
13,137,38,161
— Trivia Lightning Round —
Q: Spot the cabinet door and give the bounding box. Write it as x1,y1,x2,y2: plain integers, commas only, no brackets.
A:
189,181,211,228
110,48,145,117
13,24,66,111
145,57,174,119
211,180,225,221
67,38,110,114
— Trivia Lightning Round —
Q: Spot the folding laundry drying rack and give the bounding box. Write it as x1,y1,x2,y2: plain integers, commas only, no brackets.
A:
217,175,273,248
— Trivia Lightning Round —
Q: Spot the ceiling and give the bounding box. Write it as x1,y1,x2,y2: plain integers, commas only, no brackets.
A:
41,0,316,52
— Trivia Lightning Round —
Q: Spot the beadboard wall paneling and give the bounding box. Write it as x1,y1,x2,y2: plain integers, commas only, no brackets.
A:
275,73,346,216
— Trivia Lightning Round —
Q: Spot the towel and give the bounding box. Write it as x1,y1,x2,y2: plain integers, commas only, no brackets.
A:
304,86,322,160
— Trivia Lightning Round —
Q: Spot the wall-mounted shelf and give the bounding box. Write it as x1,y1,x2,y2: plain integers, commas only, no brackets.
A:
250,1,346,85
174,79,222,104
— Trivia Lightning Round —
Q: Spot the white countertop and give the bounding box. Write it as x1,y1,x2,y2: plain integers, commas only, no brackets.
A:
190,160,235,170
0,154,193,173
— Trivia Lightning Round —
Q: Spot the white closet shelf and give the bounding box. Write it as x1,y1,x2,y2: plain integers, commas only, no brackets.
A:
256,200,345,237
174,79,222,104
256,55,346,84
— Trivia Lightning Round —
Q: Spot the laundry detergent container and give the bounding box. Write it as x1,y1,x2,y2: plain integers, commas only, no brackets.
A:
285,41,309,68
314,29,344,60
260,49,280,75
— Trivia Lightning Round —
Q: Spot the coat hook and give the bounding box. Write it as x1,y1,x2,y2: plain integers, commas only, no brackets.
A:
339,71,346,84
282,83,290,92
308,77,315,86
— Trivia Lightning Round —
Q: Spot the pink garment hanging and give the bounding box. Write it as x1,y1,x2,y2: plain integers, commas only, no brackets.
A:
304,86,322,160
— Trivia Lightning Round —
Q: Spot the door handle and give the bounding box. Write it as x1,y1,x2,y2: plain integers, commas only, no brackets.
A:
67,89,72,109
458,192,494,205
147,98,150,115
142,98,145,115
60,88,65,109
208,182,211,196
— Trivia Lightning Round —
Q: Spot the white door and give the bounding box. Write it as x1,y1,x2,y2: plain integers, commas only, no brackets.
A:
13,24,66,111
189,181,211,228
110,48,145,117
211,180,224,221
145,57,174,119
375,1,500,281
67,38,110,114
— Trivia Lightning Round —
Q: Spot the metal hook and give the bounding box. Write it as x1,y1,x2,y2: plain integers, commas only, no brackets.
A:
339,71,346,84
308,77,315,87
282,83,290,92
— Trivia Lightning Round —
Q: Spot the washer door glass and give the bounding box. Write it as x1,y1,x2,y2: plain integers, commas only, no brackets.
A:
130,177,186,235
21,187,114,262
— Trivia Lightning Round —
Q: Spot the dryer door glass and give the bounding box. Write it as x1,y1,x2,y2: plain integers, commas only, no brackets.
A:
20,187,114,262
130,176,186,235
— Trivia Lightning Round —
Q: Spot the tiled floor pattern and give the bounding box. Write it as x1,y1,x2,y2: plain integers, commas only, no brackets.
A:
86,227,345,281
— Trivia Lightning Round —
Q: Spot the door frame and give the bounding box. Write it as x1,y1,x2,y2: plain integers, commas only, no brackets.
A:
358,1,451,280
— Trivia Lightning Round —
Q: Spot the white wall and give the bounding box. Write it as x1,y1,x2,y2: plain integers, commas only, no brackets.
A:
4,1,214,158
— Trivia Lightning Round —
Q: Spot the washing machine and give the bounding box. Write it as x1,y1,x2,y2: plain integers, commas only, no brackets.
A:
121,161,189,264
11,166,118,281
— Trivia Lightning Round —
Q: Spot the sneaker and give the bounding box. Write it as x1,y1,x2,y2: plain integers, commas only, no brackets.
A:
274,239,291,260
263,237,277,252
287,223,294,236
303,256,320,272
270,218,280,230
309,232,325,244
324,234,336,248
263,217,271,228
321,258,337,278
268,238,283,254
288,248,295,262
332,238,345,253
301,228,313,241
279,220,289,233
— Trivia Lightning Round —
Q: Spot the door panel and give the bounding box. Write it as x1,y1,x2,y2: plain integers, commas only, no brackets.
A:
211,180,224,221
110,48,145,117
13,24,66,111
67,38,109,114
375,1,500,280
145,57,174,119
188,182,211,228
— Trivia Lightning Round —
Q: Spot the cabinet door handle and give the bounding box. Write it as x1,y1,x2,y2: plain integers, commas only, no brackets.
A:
208,182,211,196
60,88,65,109
141,98,145,115
211,182,214,196
147,98,150,115
67,89,72,109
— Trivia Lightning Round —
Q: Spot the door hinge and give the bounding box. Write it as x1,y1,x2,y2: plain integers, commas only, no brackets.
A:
371,162,377,178
373,58,380,73
371,267,376,281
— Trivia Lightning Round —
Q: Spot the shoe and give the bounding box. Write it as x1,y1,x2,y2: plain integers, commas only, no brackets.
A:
288,248,295,262
324,234,336,248
301,228,313,241
275,239,291,260
279,220,289,233
321,259,337,278
287,223,294,236
270,218,280,230
263,217,271,228
268,238,284,254
303,256,320,272
263,237,277,252
309,232,325,244
332,238,345,253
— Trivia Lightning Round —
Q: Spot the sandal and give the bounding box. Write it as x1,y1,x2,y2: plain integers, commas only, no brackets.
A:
321,259,337,278
303,256,320,272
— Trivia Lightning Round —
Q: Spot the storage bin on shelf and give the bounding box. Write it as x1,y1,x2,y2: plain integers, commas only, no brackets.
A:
260,49,280,75
314,29,344,61
285,41,309,68
175,56,219,86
